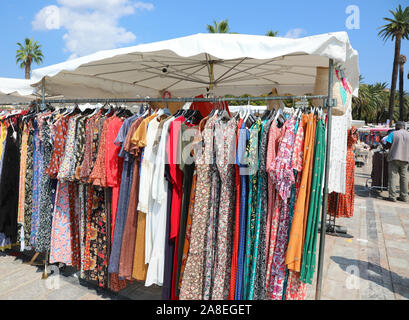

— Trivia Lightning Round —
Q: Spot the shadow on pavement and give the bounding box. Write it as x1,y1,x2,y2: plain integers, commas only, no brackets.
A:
330,256,409,300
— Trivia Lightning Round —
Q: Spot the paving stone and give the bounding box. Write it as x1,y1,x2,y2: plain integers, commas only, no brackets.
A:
324,278,359,300
0,268,43,294
388,257,409,271
384,239,409,252
77,293,108,300
382,224,406,237
43,282,90,300
1,278,55,300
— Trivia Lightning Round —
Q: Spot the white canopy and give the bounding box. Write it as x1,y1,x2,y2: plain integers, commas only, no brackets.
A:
0,77,36,97
30,32,359,99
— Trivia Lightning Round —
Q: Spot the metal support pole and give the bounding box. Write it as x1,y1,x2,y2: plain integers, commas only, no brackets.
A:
37,95,329,105
42,252,49,279
41,78,46,112
315,59,334,300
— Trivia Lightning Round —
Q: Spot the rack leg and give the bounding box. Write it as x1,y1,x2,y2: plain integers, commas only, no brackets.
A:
42,252,49,280
24,252,43,266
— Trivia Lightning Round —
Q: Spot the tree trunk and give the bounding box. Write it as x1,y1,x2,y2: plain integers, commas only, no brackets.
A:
399,62,405,121
25,56,31,79
388,35,401,124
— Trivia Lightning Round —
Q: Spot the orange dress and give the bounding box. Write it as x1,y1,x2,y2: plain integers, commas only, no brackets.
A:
285,114,317,272
328,127,357,218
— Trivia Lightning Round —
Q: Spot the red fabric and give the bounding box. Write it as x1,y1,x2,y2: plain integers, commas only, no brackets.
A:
190,94,231,118
46,116,70,179
105,116,124,244
166,115,185,300
228,118,243,300
328,128,357,218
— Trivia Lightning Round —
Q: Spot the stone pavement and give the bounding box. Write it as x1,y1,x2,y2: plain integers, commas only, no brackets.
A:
0,250,162,300
306,154,409,300
1,155,408,300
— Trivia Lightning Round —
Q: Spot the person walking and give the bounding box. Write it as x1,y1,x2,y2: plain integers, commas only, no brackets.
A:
384,121,409,202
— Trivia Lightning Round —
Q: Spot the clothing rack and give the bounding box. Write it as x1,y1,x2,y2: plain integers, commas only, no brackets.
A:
324,198,351,238
2,59,337,300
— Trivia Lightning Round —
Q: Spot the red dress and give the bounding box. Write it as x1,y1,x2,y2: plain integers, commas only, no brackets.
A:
328,127,358,218
166,115,186,300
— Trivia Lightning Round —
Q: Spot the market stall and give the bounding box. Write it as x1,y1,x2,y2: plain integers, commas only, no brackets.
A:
0,31,359,300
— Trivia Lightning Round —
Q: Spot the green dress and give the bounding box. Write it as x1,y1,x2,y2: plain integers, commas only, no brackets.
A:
243,119,262,300
300,118,326,284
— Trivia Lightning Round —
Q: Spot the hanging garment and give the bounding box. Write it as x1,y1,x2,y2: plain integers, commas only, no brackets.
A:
162,164,174,299
300,118,326,284
203,125,220,300
23,122,34,248
108,115,142,274
148,116,174,288
264,120,284,290
49,181,75,265
167,115,187,299
0,124,21,243
235,120,250,300
36,117,57,252
211,117,237,300
177,172,197,292
175,122,197,296
180,115,216,300
328,127,357,218
328,108,352,194
142,116,164,267
252,116,274,300
285,114,317,272
243,119,262,300
228,118,244,300
17,122,30,225
30,120,42,247
122,113,157,281
45,115,70,179
105,116,124,243
268,118,297,300
281,120,304,299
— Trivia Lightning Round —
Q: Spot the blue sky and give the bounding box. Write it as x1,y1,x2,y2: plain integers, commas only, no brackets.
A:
0,0,408,90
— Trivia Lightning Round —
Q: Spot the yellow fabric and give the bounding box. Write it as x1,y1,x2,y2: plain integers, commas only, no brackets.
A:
0,121,7,159
17,125,29,224
132,211,148,281
130,114,157,148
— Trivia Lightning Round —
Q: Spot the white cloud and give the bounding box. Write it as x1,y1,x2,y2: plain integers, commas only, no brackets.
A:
32,0,154,58
284,28,307,39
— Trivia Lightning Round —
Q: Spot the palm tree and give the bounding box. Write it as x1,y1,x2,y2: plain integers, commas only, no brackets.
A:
352,78,389,123
16,38,44,79
266,30,279,37
399,54,407,120
207,19,230,33
378,4,409,124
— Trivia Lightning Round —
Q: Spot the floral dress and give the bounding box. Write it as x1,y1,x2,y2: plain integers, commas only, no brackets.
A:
211,117,237,300
202,124,219,300
268,118,297,299
253,117,274,300
180,116,217,300
23,121,34,247
36,117,57,252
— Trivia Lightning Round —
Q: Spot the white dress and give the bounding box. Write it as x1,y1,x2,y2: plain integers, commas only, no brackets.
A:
139,117,160,265
144,116,174,287
328,107,352,194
